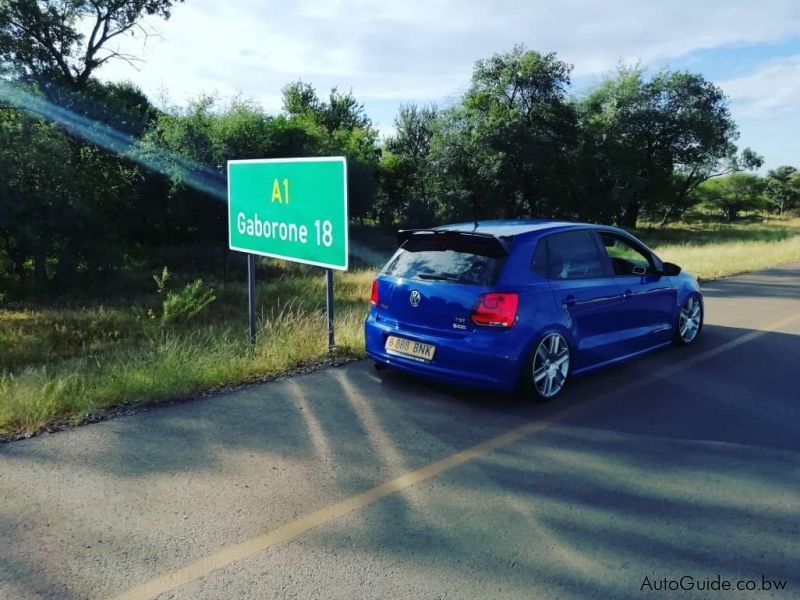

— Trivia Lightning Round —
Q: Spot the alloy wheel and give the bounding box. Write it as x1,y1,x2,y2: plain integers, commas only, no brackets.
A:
678,296,702,344
532,333,570,398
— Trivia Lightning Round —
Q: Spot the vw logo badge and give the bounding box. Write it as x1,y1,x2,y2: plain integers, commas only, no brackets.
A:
409,290,421,307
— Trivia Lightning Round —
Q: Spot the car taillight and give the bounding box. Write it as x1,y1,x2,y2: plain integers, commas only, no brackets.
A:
370,279,379,306
471,292,519,327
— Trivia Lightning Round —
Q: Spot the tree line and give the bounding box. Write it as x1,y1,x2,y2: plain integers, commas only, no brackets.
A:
1,1,798,293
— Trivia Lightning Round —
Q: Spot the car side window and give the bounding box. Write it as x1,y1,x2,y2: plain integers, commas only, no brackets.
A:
545,232,606,280
599,233,654,276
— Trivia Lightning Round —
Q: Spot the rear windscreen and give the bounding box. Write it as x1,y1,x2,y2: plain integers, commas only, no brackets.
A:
381,234,507,286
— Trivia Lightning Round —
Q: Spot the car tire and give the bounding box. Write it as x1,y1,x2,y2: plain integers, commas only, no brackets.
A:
673,295,703,346
520,331,571,402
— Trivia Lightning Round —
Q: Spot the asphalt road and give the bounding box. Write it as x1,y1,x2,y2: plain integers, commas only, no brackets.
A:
1,264,799,600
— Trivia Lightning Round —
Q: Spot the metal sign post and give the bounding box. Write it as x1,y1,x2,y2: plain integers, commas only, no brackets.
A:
325,268,335,351
227,157,348,350
247,253,257,345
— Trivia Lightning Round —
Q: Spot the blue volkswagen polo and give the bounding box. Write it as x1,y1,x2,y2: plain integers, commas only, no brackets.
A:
364,220,703,400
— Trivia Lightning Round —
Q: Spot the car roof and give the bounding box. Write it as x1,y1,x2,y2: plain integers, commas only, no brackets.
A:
435,219,605,239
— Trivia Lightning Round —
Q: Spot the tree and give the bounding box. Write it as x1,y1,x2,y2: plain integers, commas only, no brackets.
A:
281,81,320,118
791,172,800,213
577,67,750,227
0,1,182,291
136,95,240,246
282,82,372,133
281,81,379,223
380,103,439,225
764,165,799,215
660,146,762,226
0,0,183,91
0,103,138,291
0,78,159,289
428,105,492,222
431,46,577,222
696,173,767,222
470,46,577,218
575,67,653,224
0,111,69,289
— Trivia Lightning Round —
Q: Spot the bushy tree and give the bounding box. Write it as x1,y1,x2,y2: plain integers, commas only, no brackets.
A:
429,105,495,222
419,47,579,222
379,103,439,225
437,46,577,220
574,67,651,224
0,0,182,291
695,173,768,221
137,96,257,246
577,67,753,227
281,82,379,223
764,166,799,215
0,111,71,289
0,103,138,290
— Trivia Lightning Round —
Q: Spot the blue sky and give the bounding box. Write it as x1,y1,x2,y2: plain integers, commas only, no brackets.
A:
96,0,800,170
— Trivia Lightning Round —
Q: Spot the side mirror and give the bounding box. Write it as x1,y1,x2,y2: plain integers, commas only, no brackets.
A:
661,262,681,276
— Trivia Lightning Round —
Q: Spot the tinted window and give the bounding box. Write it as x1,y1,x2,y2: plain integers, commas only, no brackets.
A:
599,233,653,276
546,232,605,280
382,236,505,286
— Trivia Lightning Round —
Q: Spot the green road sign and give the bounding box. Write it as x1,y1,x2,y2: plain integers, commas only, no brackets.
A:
227,157,348,270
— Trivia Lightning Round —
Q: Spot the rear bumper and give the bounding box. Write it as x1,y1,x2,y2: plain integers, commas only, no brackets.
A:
364,311,522,392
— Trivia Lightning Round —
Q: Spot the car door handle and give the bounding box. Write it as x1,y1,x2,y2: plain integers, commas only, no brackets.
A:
563,295,577,307
623,289,633,298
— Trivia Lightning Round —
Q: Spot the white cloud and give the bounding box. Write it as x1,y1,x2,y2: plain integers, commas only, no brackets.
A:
86,0,800,167
95,0,800,108
719,55,800,118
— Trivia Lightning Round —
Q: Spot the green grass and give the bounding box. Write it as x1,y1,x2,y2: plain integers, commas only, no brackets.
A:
0,267,375,437
2,218,800,438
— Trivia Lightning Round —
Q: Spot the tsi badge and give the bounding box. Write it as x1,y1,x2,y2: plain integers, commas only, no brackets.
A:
409,290,421,307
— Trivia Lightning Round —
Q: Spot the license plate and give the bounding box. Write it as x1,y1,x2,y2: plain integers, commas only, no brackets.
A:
385,336,436,362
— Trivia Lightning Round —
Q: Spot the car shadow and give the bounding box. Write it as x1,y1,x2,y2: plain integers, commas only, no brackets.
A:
374,322,800,452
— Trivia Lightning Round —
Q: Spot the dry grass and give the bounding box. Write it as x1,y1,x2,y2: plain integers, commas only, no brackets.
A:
636,218,800,280
0,269,374,437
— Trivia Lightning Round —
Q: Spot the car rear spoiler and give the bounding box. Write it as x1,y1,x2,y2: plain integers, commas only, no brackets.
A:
397,229,513,257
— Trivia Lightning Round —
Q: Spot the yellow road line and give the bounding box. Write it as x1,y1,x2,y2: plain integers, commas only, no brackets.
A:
113,310,800,600
113,418,565,600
